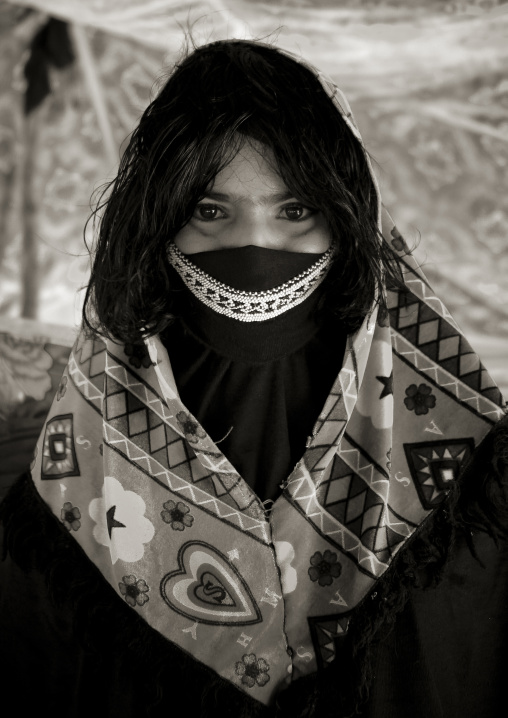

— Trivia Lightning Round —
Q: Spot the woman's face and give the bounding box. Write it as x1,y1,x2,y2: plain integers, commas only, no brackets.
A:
174,140,332,254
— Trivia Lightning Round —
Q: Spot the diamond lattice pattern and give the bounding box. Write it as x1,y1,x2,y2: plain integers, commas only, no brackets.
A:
390,290,503,406
317,455,407,563
104,374,245,511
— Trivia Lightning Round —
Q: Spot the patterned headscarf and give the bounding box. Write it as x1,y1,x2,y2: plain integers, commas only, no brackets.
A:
30,45,505,708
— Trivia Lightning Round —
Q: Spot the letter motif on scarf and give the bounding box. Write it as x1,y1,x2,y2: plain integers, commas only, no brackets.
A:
160,541,262,626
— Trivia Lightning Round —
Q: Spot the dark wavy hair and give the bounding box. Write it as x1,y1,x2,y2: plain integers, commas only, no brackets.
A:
83,39,405,343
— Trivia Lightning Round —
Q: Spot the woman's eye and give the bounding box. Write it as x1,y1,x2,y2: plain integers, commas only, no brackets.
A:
194,204,226,221
281,204,315,222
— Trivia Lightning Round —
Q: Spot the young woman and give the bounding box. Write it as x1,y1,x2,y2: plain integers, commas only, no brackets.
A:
1,39,507,718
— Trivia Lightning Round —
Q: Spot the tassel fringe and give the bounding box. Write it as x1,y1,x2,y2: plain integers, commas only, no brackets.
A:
0,472,268,718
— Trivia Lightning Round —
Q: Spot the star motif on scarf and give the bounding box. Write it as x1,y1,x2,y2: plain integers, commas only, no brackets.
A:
106,505,126,538
376,372,393,399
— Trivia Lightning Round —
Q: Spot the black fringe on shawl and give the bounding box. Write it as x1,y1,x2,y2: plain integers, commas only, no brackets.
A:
306,411,508,718
1,414,508,718
0,470,269,718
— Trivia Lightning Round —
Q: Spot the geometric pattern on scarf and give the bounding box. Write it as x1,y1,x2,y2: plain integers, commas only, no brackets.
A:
104,363,253,504
307,612,352,669
389,281,504,407
403,438,476,510
102,366,269,543
303,366,354,476
103,421,271,544
315,455,410,565
28,47,507,709
71,334,106,403
286,439,415,577
33,273,503,707
283,481,397,580
393,331,502,421
41,413,79,480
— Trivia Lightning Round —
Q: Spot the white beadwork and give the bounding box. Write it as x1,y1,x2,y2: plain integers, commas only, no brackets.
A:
167,242,334,322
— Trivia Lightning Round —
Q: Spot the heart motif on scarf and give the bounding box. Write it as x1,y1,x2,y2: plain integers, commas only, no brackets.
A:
194,571,236,606
160,541,262,625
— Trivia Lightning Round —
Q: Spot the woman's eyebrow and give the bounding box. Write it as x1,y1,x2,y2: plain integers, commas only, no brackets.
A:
203,190,296,204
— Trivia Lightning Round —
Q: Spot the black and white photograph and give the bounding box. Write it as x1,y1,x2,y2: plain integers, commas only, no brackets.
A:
0,2,507,716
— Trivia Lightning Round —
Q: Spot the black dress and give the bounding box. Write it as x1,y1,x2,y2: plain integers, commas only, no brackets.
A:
161,285,345,503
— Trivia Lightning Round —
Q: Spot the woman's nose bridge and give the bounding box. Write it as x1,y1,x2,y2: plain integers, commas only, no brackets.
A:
222,206,273,248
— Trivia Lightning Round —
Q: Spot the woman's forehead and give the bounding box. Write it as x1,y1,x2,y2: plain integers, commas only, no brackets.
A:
206,141,293,203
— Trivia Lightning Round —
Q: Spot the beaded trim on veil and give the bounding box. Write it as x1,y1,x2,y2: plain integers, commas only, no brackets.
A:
167,242,335,322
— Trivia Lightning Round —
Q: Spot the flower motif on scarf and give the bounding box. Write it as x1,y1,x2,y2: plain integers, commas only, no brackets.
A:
308,550,342,587
161,499,194,531
119,575,150,607
176,411,207,444
235,654,270,688
404,383,436,415
274,541,297,594
89,476,155,563
61,501,81,531
124,342,153,369
56,374,68,401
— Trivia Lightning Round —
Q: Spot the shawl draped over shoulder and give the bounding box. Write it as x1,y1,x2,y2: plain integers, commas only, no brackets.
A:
1,44,508,718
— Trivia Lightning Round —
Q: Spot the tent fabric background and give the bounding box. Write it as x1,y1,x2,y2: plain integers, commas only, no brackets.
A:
0,0,507,399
